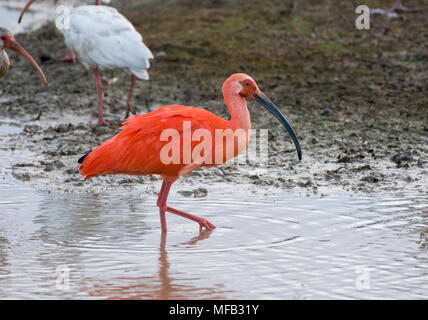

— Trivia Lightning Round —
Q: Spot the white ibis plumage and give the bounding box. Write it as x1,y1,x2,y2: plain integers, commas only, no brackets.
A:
0,27,47,85
19,1,103,63
61,0,102,63
19,0,154,126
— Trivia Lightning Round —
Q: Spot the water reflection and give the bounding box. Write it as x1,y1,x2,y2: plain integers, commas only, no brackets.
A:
0,171,426,299
83,232,232,300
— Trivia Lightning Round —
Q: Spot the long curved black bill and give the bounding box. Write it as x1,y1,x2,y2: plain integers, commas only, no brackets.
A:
254,92,302,161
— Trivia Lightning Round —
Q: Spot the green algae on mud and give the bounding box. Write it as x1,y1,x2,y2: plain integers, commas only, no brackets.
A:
0,0,427,196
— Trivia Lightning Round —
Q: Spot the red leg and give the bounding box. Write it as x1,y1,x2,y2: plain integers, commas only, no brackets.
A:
96,0,101,5
157,180,216,233
125,75,137,119
157,181,170,233
166,206,216,232
157,181,167,207
60,49,77,64
93,68,109,126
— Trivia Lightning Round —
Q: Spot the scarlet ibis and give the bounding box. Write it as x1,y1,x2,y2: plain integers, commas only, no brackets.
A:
0,27,47,85
19,0,154,126
78,73,302,233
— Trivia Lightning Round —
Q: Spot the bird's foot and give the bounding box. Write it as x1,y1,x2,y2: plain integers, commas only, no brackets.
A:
95,119,110,126
59,49,77,64
198,218,217,232
166,206,216,232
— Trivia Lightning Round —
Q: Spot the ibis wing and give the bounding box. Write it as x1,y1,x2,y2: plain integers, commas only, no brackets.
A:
79,106,228,179
64,6,153,78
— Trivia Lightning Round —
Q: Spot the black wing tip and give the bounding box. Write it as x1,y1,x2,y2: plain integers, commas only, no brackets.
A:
78,151,91,164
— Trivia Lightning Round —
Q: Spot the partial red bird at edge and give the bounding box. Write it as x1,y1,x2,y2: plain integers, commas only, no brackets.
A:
79,73,302,233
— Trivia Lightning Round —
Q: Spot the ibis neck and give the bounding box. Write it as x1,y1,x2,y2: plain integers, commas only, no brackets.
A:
0,49,10,79
223,87,251,131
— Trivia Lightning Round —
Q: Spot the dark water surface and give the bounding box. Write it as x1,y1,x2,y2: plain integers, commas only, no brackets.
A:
0,122,426,299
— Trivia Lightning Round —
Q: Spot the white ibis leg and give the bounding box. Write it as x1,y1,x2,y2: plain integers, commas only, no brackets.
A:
96,0,101,5
125,74,137,119
60,49,77,64
93,68,109,126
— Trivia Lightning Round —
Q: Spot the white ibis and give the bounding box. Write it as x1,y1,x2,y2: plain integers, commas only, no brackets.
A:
19,0,154,126
0,27,47,85
62,0,102,63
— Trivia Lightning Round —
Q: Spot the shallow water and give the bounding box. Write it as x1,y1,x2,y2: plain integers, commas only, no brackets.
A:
0,123,426,299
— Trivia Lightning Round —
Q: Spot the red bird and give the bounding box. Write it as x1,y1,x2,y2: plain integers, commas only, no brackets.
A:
79,73,302,233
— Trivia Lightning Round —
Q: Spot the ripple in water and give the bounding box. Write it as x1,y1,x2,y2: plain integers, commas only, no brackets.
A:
0,179,426,299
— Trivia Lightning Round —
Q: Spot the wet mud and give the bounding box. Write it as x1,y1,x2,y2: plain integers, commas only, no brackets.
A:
0,0,427,197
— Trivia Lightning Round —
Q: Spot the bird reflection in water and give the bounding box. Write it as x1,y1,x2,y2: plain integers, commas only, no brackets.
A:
84,231,232,299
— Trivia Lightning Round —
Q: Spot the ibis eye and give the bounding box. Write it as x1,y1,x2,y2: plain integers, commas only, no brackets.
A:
1,36,5,41
245,82,250,87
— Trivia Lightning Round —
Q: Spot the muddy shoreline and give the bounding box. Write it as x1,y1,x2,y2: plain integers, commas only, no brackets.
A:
0,0,427,197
